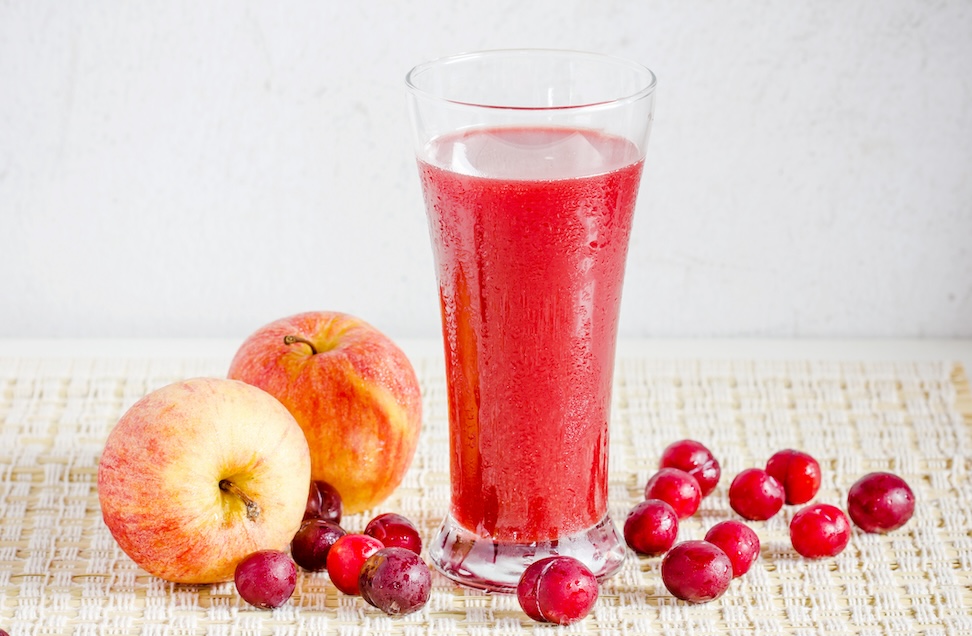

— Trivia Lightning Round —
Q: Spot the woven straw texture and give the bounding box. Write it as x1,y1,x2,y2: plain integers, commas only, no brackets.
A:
0,354,970,635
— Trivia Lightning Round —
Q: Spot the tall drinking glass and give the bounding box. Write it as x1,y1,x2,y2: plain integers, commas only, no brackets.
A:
406,49,656,592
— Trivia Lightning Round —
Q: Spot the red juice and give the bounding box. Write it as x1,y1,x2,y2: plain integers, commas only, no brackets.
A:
419,126,644,544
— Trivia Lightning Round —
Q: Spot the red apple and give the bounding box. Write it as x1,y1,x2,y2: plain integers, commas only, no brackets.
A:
227,311,422,515
97,377,311,584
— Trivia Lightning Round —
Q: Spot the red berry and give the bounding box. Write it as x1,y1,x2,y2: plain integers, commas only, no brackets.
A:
359,547,432,615
789,503,851,558
516,556,599,625
728,468,785,520
765,449,822,505
326,533,384,595
305,480,342,524
847,472,915,533
234,550,297,610
291,519,346,572
364,512,423,554
623,499,679,556
661,540,732,603
660,439,721,497
704,520,760,577
644,468,702,519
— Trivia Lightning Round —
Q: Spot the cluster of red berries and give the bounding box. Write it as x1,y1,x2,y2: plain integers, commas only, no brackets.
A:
233,447,916,623
623,440,917,604
234,480,432,615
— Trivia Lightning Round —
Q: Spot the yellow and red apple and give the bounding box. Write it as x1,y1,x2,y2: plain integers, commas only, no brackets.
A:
97,377,311,584
228,311,422,515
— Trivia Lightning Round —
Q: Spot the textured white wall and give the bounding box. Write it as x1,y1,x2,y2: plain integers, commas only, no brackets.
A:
1,1,970,339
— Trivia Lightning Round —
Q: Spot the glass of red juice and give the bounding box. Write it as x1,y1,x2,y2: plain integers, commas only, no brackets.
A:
406,49,656,592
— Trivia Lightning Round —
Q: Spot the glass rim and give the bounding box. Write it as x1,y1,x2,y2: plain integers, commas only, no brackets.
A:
405,48,657,112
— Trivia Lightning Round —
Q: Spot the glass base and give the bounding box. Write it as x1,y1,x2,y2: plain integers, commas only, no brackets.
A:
428,513,626,593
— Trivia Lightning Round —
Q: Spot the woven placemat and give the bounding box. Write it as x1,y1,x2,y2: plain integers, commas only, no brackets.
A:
0,354,970,635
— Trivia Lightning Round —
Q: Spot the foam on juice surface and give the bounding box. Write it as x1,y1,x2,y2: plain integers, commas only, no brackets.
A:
428,126,642,180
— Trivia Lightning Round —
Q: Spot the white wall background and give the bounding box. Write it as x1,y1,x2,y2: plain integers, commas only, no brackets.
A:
2,1,970,340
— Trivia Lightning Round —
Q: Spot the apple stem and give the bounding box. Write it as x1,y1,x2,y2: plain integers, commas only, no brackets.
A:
284,335,318,355
219,479,261,522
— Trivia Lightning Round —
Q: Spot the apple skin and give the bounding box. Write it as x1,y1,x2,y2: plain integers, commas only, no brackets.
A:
227,311,422,515
97,377,311,584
